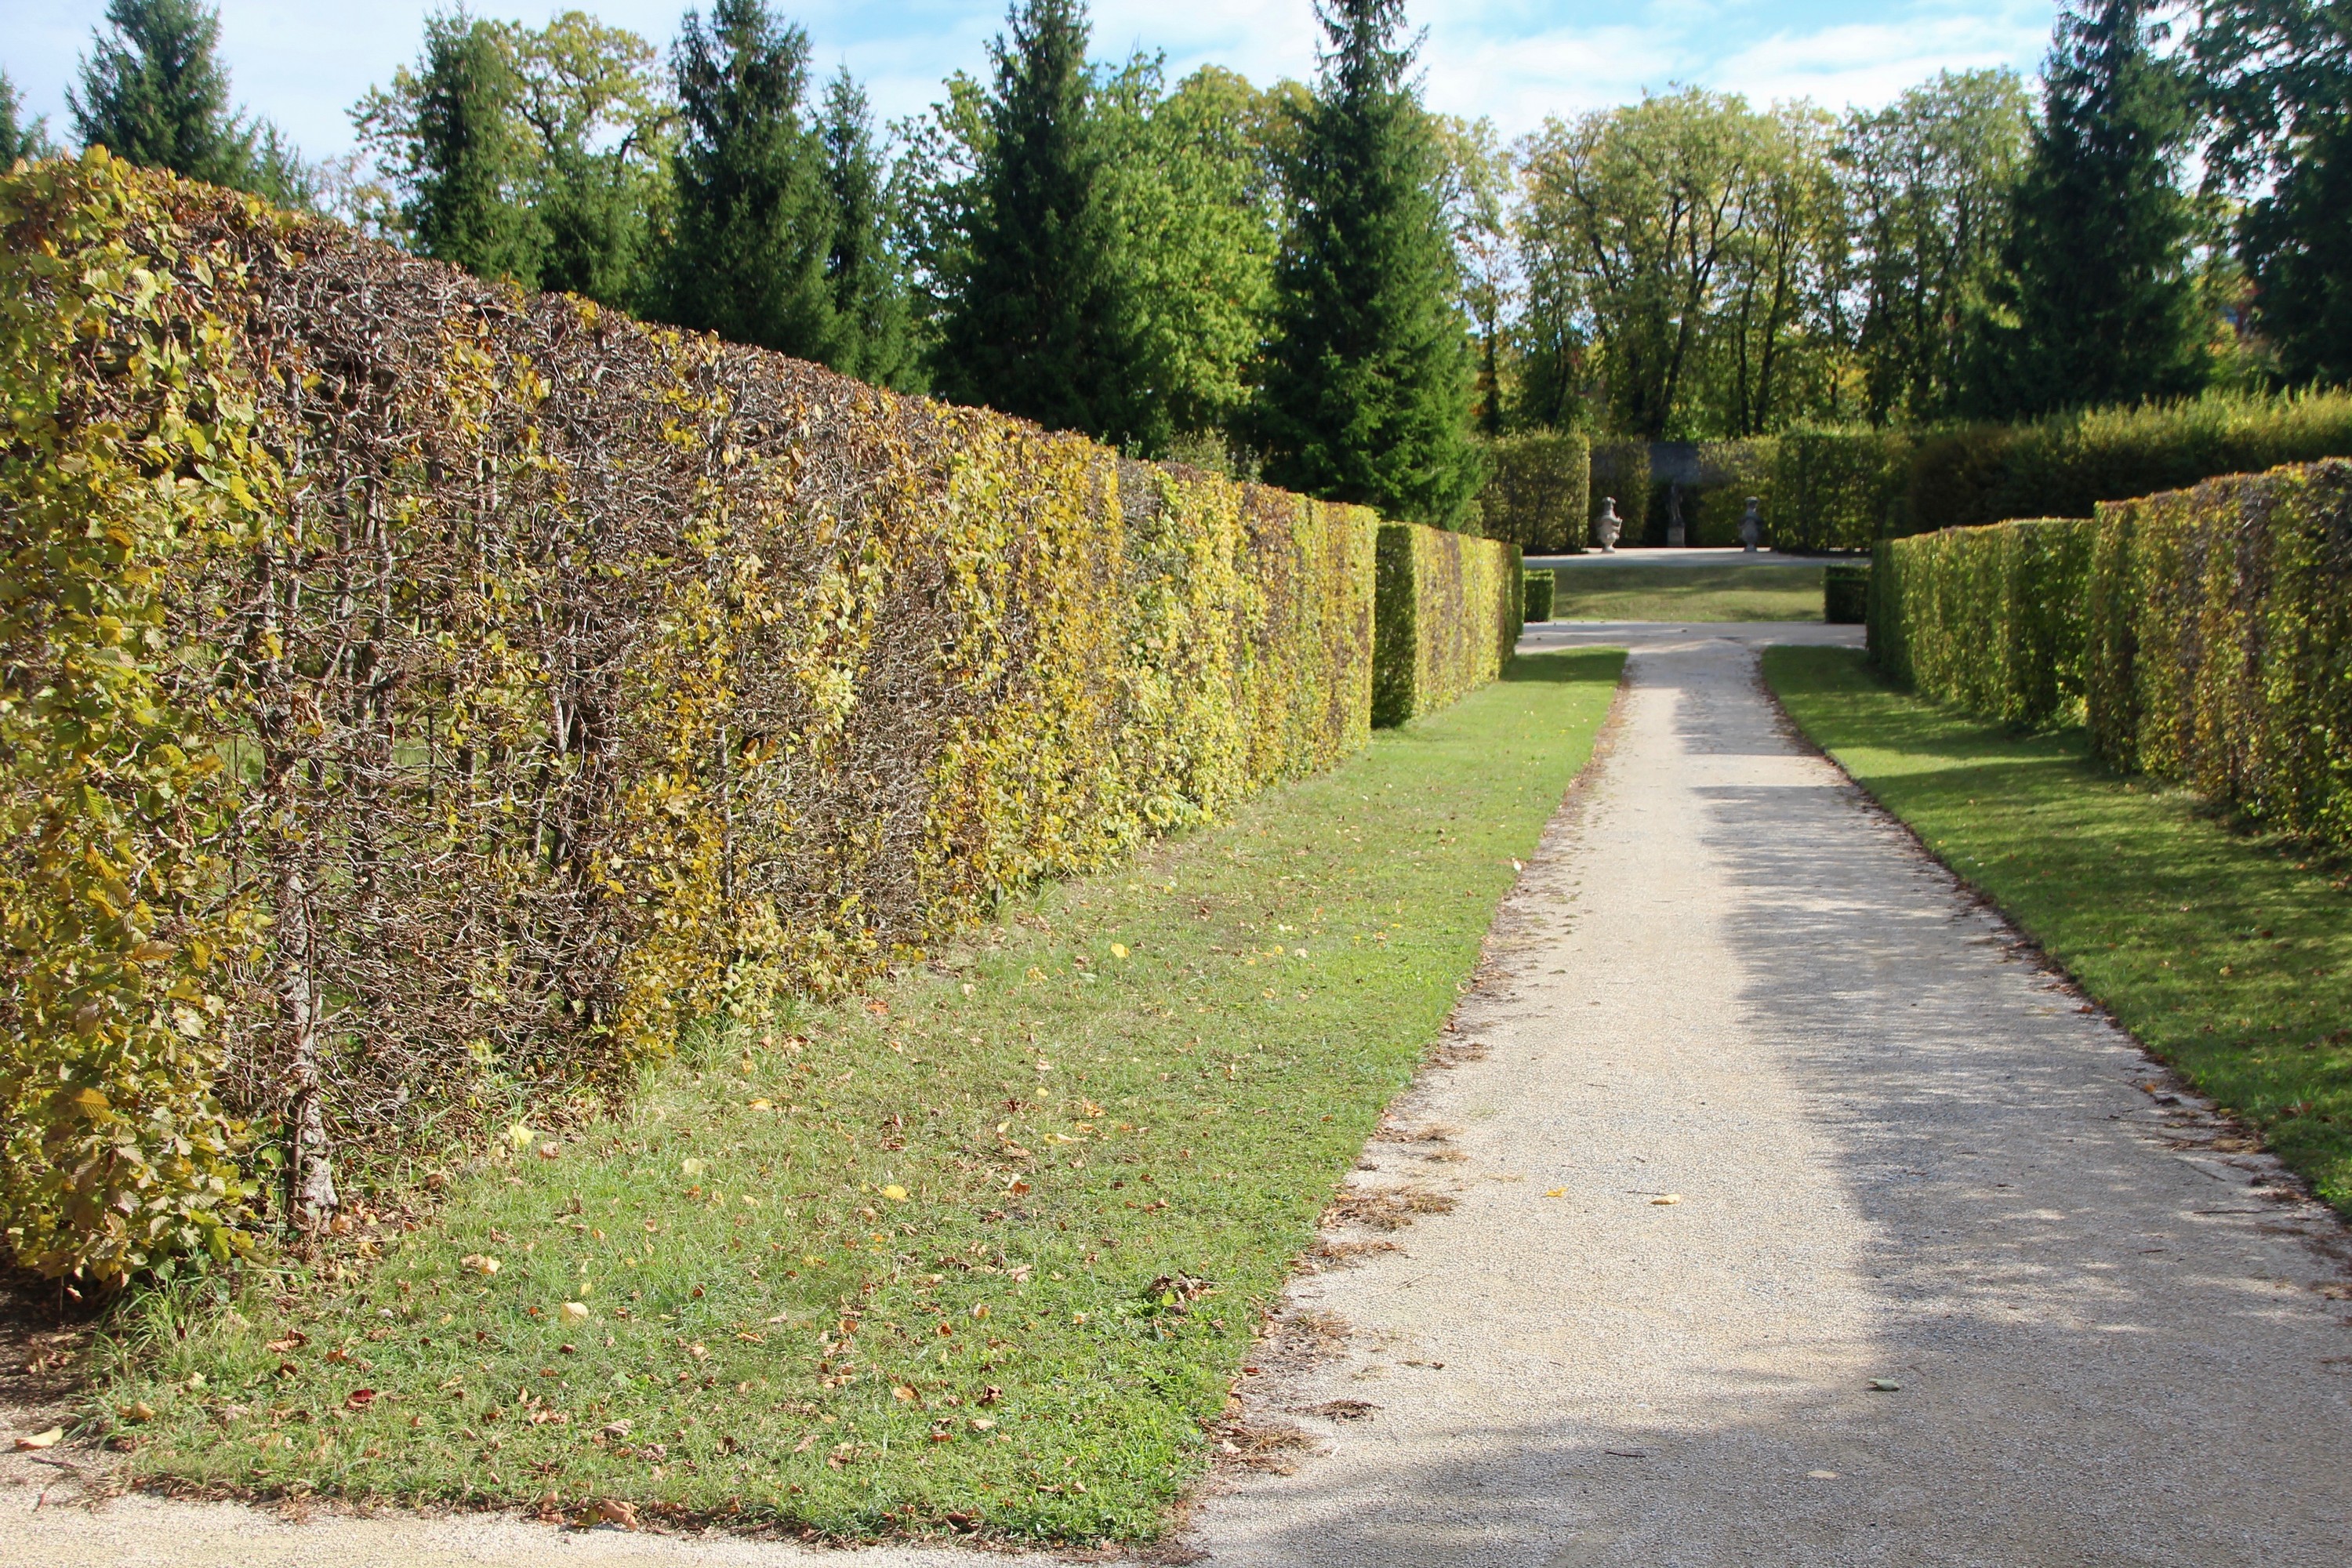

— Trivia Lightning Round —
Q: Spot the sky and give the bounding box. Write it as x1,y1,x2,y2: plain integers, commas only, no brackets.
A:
2,0,2060,165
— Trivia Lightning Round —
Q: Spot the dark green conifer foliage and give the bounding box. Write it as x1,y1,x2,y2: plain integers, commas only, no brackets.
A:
2,72,55,164
931,0,1133,442
661,0,840,361
405,13,542,285
68,0,256,187
1973,0,2207,416
819,71,919,390
2193,0,2352,387
1254,0,1477,526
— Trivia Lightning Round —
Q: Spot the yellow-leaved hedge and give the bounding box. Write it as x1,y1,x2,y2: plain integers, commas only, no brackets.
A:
1370,523,1522,728
0,154,1488,1285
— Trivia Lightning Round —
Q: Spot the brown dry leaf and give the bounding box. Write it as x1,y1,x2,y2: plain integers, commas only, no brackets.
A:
118,1401,156,1424
14,1428,64,1450
586,1497,638,1530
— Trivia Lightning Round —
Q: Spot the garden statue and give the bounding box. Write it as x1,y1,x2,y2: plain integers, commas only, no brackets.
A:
1595,496,1622,553
1740,495,1762,553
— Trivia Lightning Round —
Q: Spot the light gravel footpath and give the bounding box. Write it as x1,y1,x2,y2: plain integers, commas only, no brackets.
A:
1188,629,2352,1567
7,628,2350,1566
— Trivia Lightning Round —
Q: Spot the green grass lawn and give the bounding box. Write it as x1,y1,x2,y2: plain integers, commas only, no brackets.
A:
1544,564,1822,622
1765,646,2352,1217
102,650,1626,1546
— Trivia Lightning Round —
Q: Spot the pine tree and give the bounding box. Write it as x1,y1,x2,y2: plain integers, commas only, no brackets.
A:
67,0,256,187
930,0,1134,442
403,12,542,285
660,0,840,361
819,71,919,390
2,71,56,165
1972,0,2207,416
1253,0,1477,526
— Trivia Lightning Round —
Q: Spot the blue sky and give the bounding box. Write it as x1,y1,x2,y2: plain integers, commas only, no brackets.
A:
3,0,2059,162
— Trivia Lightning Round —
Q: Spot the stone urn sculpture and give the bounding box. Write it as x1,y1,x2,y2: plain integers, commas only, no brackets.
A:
1739,495,1762,553
1594,496,1622,554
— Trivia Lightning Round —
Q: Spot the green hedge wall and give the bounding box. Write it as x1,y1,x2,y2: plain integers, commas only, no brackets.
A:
1774,429,1914,550
1824,564,1869,624
1687,438,1778,547
2087,460,2352,850
1480,432,1590,554
1902,393,2352,537
1372,524,1522,727
1867,518,2096,728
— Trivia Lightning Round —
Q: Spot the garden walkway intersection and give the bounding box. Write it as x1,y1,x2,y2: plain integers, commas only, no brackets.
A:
5,625,2349,1566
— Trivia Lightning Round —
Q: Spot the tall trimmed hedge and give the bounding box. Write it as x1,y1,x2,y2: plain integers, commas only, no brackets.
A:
1868,518,2096,728
1902,393,2352,537
1870,459,2352,855
1371,524,1521,727
1479,431,1589,554
0,155,1477,1283
1774,429,1913,550
2087,461,2352,848
1686,438,1777,547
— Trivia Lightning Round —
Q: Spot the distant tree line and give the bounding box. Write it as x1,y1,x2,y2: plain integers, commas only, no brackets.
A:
8,0,2352,518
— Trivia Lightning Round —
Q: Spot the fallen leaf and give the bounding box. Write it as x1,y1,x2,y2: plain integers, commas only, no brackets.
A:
1109,943,1128,960
1867,1378,1901,1392
345,1388,376,1410
880,1184,909,1203
893,1385,917,1403
14,1428,63,1450
507,1122,536,1149
1650,1194,1683,1206
561,1301,590,1323
749,1098,773,1111
1544,1188,1567,1198
680,1158,706,1178
460,1253,500,1276
969,1417,997,1432
586,1497,638,1530
119,1401,155,1424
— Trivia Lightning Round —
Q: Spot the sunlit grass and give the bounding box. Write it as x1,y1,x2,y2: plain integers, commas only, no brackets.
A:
1547,564,1821,622
105,650,1627,1546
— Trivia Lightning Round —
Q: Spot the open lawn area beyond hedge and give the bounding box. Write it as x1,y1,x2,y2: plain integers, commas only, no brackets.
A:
1546,564,1824,622
1766,647,2352,1219
98,651,1626,1548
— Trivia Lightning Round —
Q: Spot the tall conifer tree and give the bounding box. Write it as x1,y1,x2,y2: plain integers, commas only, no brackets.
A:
2,72,55,165
820,71,919,390
1972,0,2207,416
661,0,840,361
1253,0,1476,525
930,0,1133,441
69,0,264,188
401,12,543,285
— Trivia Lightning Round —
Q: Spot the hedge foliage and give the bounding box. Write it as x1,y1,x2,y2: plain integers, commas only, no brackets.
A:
1479,431,1588,554
1683,439,1777,547
0,154,1461,1283
1824,564,1868,624
1589,441,1650,545
1523,569,1555,623
2087,461,2352,851
1871,459,2352,855
1370,524,1521,728
1903,393,2352,537
1868,518,2095,727
1773,429,1913,551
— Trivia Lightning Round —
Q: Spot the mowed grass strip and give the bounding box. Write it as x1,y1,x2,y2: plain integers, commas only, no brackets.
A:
1545,563,1821,622
108,650,1625,1544
1766,646,2352,1216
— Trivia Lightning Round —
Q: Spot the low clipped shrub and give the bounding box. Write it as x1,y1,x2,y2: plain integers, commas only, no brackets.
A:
1481,431,1590,554
1903,392,2352,537
1372,524,1521,727
1824,564,1869,624
2087,460,2352,851
1867,518,2095,727
1775,429,1914,550
1523,569,1556,622
0,154,1451,1283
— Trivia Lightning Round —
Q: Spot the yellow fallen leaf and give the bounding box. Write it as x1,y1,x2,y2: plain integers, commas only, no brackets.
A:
893,1385,917,1403
681,1158,706,1178
801,1254,824,1266
561,1301,590,1323
748,1098,773,1111
1544,1188,1568,1198
460,1253,500,1275
1651,1194,1683,1206
15,1427,63,1450
506,1122,536,1149
119,1401,155,1424
880,1185,909,1202
1109,943,1128,960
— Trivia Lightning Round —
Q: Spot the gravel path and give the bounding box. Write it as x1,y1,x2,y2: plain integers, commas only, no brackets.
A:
9,629,2349,1566
1189,630,2352,1566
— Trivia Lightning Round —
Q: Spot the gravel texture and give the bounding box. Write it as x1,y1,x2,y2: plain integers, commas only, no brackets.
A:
1187,630,2352,1566
7,627,2348,1566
